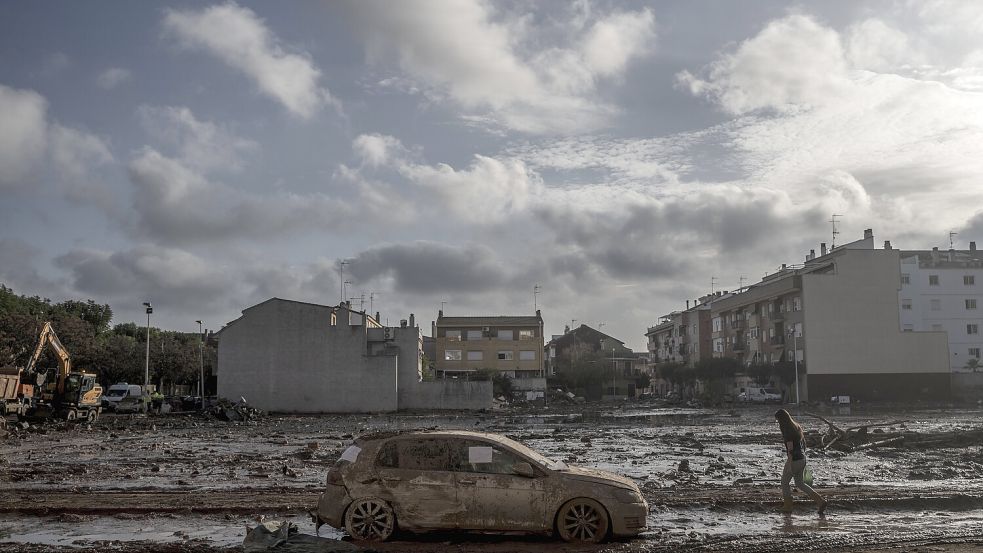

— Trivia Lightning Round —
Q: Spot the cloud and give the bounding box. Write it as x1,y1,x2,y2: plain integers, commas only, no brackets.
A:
677,14,851,115
352,133,406,168
846,19,918,73
137,105,257,172
95,67,132,89
350,0,655,133
0,85,48,188
162,2,335,118
49,124,114,179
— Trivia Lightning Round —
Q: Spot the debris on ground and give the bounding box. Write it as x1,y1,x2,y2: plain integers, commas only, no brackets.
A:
209,397,264,422
805,412,983,453
243,521,360,553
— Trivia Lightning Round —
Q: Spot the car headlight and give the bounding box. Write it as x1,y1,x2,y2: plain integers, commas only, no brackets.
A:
612,488,643,503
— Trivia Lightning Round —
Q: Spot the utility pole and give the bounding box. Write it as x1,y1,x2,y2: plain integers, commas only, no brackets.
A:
143,302,152,388
788,327,800,405
196,320,204,408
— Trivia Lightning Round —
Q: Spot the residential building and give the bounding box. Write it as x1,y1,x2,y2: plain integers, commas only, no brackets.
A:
546,324,640,400
898,242,983,372
433,310,546,394
710,230,950,401
646,297,714,368
216,298,492,412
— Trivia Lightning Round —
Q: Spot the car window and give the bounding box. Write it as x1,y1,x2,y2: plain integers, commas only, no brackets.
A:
451,440,526,475
380,438,452,471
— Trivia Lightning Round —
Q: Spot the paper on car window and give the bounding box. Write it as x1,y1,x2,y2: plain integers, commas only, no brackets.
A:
468,446,493,464
340,445,361,463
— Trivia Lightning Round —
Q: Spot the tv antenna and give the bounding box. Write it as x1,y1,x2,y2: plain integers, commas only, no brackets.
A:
830,214,842,248
369,292,378,315
950,231,958,249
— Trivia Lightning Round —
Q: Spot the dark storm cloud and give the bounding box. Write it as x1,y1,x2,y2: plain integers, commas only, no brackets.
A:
347,241,512,295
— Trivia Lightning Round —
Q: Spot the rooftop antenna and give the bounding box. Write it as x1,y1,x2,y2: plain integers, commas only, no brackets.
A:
369,292,377,315
830,214,842,249
950,230,958,249
533,284,542,311
343,280,352,303
338,260,349,303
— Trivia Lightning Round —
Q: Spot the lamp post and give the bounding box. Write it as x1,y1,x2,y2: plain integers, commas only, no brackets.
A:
196,320,204,409
788,327,800,405
143,302,152,387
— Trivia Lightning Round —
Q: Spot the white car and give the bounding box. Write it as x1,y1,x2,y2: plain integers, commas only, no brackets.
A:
737,387,782,403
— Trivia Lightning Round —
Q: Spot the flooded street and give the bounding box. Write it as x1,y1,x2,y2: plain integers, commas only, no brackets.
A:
2,404,982,552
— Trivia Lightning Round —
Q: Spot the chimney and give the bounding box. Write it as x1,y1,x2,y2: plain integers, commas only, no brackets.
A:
438,309,443,319
409,313,415,328
884,241,892,250
536,309,541,318
375,311,380,322
948,248,955,262
564,324,570,334
686,300,690,309
864,228,873,239
931,247,939,264
821,242,827,256
971,241,977,251
781,264,787,270
400,319,408,328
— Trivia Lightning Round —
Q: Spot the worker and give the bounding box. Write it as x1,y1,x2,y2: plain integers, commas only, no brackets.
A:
151,390,164,414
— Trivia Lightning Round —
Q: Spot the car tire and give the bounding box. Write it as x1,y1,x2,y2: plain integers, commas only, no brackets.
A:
344,498,395,542
556,498,610,543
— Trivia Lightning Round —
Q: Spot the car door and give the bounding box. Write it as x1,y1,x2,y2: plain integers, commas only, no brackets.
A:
450,439,548,532
374,437,466,530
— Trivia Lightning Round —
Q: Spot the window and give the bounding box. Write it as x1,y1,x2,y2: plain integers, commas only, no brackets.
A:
901,273,910,285
519,350,536,361
467,351,483,361
446,330,461,341
903,324,913,332
497,329,514,340
382,439,452,471
497,351,514,360
750,327,759,338
712,317,722,332
518,329,534,340
967,299,978,310
444,349,462,361
902,299,912,310
787,350,794,361
970,348,981,358
792,297,802,311
931,299,941,311
713,338,723,353
966,275,976,286
929,275,940,286
450,440,526,475
968,324,979,335
467,330,482,340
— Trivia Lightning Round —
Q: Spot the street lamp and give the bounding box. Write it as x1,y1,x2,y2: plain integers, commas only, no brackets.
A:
196,320,204,409
788,327,800,405
143,302,153,388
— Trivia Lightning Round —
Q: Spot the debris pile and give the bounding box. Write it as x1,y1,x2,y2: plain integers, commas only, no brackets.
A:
805,412,983,452
209,397,263,422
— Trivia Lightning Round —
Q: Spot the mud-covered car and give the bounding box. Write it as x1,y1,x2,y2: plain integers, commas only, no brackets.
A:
314,430,647,543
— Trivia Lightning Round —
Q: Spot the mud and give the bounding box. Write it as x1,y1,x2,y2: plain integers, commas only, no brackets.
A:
1,404,981,552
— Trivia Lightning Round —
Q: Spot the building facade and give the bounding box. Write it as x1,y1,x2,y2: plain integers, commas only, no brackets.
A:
898,243,983,372
646,298,713,367
217,298,492,412
709,230,951,401
433,311,546,393
546,325,640,400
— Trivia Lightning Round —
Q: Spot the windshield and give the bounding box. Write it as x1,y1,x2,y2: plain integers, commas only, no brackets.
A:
499,436,567,471
764,388,779,394
107,389,128,397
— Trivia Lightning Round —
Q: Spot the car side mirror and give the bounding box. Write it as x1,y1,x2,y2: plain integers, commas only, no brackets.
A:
513,462,535,478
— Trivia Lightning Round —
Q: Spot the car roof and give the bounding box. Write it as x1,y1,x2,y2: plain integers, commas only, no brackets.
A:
355,429,518,447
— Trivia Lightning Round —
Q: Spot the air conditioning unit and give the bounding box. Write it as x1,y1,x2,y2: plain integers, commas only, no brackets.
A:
383,327,393,340
483,326,491,332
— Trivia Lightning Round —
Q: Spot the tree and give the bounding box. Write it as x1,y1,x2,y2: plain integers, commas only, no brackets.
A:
635,372,651,391
492,373,514,398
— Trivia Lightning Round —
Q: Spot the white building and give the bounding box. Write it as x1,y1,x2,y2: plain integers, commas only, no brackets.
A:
898,242,983,372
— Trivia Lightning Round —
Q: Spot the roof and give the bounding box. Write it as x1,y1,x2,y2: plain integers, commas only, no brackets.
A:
545,324,626,347
217,297,380,336
437,315,542,327
355,429,525,445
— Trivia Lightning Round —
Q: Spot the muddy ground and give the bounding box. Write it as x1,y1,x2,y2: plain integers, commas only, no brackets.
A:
1,404,982,552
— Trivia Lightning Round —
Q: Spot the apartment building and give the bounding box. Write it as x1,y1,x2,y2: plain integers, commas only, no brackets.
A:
546,324,639,400
710,230,950,401
898,242,983,372
433,310,546,393
646,298,713,367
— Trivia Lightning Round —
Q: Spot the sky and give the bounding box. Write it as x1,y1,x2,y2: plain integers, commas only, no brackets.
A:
2,1,983,350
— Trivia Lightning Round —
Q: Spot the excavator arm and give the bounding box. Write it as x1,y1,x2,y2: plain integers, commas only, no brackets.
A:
24,322,72,395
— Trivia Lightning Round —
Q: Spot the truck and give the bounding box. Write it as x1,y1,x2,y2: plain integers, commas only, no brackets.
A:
0,322,103,422
738,387,783,403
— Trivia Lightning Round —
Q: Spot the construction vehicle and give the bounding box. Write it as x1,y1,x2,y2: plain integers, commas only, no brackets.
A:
0,322,103,422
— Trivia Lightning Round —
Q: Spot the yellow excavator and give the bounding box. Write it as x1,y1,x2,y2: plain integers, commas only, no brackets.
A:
0,322,103,422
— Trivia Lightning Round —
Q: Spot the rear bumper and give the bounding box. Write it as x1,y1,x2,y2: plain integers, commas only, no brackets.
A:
316,484,352,529
610,501,648,537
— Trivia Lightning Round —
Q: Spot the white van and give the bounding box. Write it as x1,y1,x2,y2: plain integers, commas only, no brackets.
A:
102,383,146,413
738,387,783,403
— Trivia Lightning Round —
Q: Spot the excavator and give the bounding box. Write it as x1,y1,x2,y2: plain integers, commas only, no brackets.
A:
0,322,103,422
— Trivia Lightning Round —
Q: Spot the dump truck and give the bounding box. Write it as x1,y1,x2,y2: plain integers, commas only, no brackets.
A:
0,322,103,422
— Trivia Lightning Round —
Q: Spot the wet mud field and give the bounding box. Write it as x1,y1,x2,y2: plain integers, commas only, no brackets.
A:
1,404,982,552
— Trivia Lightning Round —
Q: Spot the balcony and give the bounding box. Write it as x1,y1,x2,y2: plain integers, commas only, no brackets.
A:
730,320,745,330
732,342,746,352
769,335,785,346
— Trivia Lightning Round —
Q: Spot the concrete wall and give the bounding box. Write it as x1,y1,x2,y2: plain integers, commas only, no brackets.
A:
951,372,983,402
398,379,494,410
217,300,398,413
802,249,950,400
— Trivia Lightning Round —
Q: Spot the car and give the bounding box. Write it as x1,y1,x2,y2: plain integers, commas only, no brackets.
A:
737,387,782,403
314,430,648,543
101,383,147,413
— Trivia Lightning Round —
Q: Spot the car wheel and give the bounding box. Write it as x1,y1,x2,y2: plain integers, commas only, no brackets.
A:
344,498,395,542
556,498,609,543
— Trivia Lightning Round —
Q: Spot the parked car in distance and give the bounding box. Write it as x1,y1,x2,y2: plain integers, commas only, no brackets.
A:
737,387,782,403
315,430,648,543
101,383,147,413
